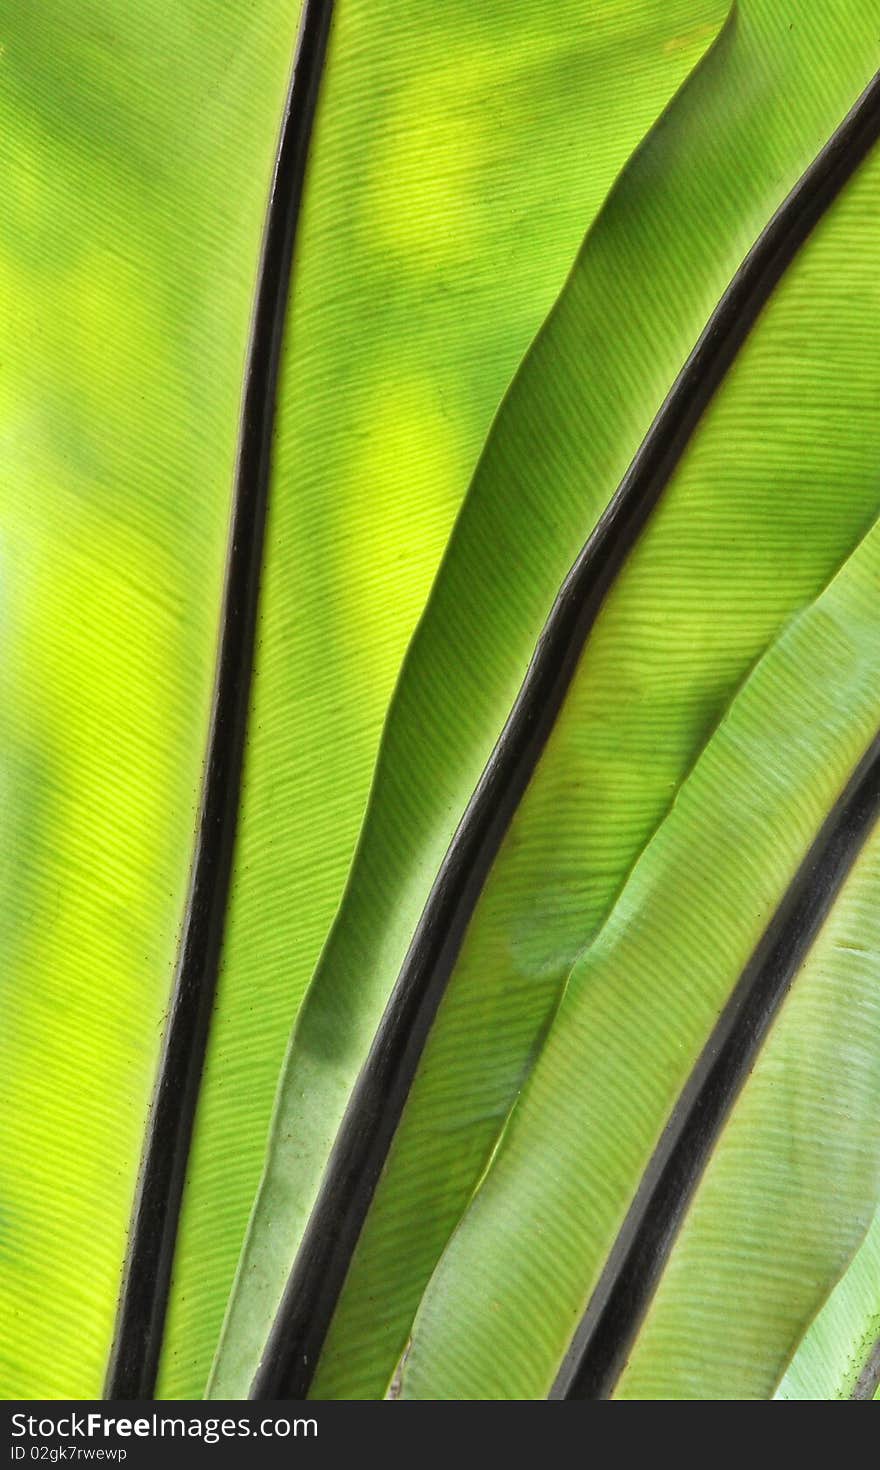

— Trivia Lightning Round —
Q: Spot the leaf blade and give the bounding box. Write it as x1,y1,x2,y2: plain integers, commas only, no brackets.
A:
777,1207,880,1400
237,2,880,1399
400,505,880,1399
200,0,734,1399
0,0,297,1399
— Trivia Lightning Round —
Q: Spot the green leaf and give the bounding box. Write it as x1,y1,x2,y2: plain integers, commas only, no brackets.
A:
609,772,880,1400
312,122,880,1399
315,88,880,1399
192,0,733,1400
777,1208,880,1400
0,3,296,1399
399,506,880,1400
213,1,880,1399
7,0,880,1406
0,0,731,1403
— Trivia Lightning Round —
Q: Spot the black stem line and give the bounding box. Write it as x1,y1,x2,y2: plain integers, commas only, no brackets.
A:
552,731,880,1399
105,0,334,1401
852,1335,880,1400
250,71,880,1401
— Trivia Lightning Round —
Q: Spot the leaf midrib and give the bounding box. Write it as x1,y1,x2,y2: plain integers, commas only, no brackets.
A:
105,0,335,1401
551,728,880,1398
